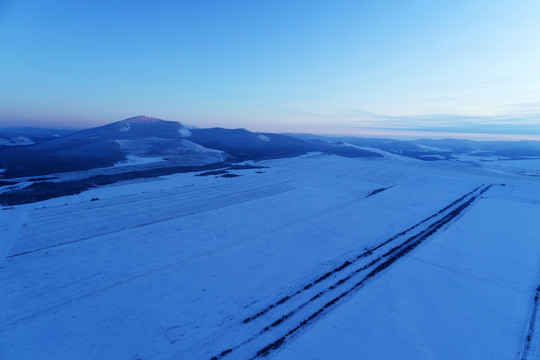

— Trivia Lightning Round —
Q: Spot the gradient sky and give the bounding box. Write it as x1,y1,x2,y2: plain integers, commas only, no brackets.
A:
1,0,540,139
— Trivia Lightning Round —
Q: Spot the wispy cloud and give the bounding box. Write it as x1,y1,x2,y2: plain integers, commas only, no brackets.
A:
287,107,540,136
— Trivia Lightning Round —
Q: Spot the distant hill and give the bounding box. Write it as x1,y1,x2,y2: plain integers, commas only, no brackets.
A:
0,116,381,178
0,127,75,149
0,116,223,178
3,115,540,179
288,134,540,161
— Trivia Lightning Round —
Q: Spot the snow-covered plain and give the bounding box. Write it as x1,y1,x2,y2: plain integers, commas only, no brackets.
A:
1,154,540,359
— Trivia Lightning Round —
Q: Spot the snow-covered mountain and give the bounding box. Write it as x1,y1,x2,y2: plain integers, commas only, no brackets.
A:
290,133,540,161
0,116,222,178
3,115,540,181
42,115,226,164
0,116,381,178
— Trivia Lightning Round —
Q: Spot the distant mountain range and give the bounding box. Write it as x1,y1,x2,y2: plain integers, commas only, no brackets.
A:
2,115,540,179
290,134,540,161
0,116,382,178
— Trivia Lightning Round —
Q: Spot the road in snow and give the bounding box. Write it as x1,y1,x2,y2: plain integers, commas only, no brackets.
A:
1,155,540,359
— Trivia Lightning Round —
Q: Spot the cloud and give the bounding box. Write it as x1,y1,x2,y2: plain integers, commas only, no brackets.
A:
368,114,540,135
287,108,540,136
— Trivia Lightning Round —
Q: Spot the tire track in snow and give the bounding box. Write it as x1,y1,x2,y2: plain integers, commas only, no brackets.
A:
520,284,540,360
242,185,484,325
0,208,28,262
251,187,490,359
208,184,492,360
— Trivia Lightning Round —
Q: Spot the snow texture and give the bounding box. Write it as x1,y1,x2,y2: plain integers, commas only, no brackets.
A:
0,136,35,146
1,154,540,359
113,155,166,167
179,127,192,137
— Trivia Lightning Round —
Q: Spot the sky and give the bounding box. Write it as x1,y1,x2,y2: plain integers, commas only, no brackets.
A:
1,0,540,139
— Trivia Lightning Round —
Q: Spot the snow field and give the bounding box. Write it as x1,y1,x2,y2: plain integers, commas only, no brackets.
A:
0,155,539,359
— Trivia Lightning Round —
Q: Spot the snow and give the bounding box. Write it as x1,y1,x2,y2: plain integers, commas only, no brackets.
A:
490,159,540,177
114,138,225,163
178,127,192,137
257,134,270,142
416,144,452,152
179,139,223,155
1,155,539,359
352,146,401,159
451,156,540,178
0,181,32,195
298,151,324,157
452,152,507,162
113,155,166,167
0,136,35,146
420,154,447,160
273,184,540,359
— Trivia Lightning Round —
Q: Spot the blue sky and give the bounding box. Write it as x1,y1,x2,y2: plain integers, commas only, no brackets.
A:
1,0,540,139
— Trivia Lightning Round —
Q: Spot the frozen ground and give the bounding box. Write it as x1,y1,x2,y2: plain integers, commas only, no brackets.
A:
1,154,539,359
113,155,166,167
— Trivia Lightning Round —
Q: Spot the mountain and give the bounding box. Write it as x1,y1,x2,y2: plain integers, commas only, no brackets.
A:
187,127,383,161
0,134,36,147
289,134,540,161
0,127,75,149
0,116,225,178
3,115,540,180
187,128,307,160
31,115,222,160
0,116,382,178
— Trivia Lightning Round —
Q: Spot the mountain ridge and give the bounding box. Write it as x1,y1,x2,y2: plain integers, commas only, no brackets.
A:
0,116,381,178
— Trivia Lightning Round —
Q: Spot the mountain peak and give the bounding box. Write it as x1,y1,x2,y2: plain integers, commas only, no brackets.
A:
122,115,163,124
